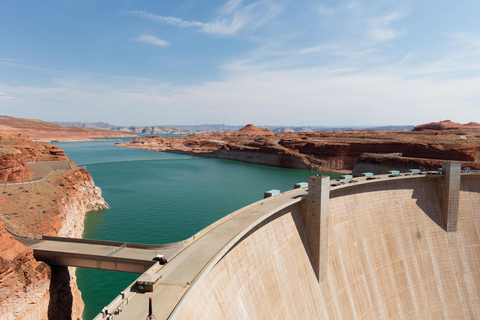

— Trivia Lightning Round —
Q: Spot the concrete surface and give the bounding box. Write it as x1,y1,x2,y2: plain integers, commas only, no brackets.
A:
174,173,480,319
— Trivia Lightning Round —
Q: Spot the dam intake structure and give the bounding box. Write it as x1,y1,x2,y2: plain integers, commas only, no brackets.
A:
18,161,480,319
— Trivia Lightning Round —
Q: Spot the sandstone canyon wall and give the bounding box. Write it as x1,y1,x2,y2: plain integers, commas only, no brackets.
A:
117,123,480,174
0,135,108,320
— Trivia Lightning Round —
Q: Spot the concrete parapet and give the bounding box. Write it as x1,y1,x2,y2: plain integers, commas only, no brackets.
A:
307,175,330,283
441,161,461,232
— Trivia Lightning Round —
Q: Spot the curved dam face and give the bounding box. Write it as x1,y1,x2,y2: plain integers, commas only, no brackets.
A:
176,176,480,319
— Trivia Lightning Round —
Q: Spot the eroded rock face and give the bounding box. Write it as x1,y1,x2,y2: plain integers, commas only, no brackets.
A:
0,133,69,183
0,135,109,320
117,123,480,173
0,149,33,182
0,221,51,320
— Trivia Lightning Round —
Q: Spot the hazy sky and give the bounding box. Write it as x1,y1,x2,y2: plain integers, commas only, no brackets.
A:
0,0,479,126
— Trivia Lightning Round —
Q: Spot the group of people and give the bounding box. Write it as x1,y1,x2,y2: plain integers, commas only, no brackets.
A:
102,306,110,318
102,300,126,318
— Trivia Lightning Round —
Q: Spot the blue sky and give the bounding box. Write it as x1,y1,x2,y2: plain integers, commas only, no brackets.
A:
0,0,479,126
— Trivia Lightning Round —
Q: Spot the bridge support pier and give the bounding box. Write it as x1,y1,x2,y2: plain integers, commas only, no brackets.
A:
307,175,330,283
441,161,461,232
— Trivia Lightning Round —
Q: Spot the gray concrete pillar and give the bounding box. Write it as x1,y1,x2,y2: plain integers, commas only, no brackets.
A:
441,161,461,232
307,175,330,283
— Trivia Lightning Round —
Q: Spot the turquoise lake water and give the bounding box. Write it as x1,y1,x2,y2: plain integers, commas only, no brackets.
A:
54,137,339,319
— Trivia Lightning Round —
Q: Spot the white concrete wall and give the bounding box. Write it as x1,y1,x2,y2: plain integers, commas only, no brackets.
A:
177,177,480,319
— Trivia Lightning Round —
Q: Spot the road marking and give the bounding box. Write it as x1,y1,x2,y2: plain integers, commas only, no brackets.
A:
153,264,164,273
158,282,190,288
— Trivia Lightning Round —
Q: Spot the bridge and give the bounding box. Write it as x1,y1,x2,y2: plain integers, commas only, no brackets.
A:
20,161,480,319
23,236,183,274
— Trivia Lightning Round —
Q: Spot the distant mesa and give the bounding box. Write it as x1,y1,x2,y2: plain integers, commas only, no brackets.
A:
237,124,274,136
413,120,480,131
0,116,135,141
51,121,417,134
52,121,193,135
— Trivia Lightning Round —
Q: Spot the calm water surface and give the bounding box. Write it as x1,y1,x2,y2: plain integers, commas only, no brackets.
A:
54,137,339,319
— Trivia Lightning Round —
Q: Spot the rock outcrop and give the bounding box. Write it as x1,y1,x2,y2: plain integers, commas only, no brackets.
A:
0,135,108,320
237,124,275,136
117,123,480,174
413,119,480,131
0,133,69,183
0,221,51,320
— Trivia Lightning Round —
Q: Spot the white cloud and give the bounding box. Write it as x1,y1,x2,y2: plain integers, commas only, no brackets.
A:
0,92,14,100
446,32,480,48
134,35,169,47
367,11,406,41
404,32,480,78
0,57,22,62
124,10,206,28
123,1,282,37
2,2,479,126
221,0,243,14
2,63,479,126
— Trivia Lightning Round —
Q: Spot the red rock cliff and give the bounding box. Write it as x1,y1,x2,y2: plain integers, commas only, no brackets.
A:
0,221,51,320
0,134,108,320
0,133,68,183
117,124,480,173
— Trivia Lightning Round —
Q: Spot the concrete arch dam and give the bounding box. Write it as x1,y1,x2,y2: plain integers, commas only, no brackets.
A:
169,173,479,320
27,165,480,319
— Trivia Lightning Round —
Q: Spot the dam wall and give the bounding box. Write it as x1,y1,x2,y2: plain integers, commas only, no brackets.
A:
175,175,480,319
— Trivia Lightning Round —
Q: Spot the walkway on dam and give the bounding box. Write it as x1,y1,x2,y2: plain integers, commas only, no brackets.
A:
101,187,309,320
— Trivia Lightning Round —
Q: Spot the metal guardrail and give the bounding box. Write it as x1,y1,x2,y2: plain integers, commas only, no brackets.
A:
0,161,72,186
3,223,41,240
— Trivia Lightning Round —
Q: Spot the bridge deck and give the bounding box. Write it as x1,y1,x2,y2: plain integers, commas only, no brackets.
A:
29,240,180,273
30,240,179,262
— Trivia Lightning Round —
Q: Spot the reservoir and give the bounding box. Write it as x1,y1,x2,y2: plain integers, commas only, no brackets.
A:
54,137,339,319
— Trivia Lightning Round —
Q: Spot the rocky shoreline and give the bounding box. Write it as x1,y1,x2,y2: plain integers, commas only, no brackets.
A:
0,134,108,320
116,122,480,174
